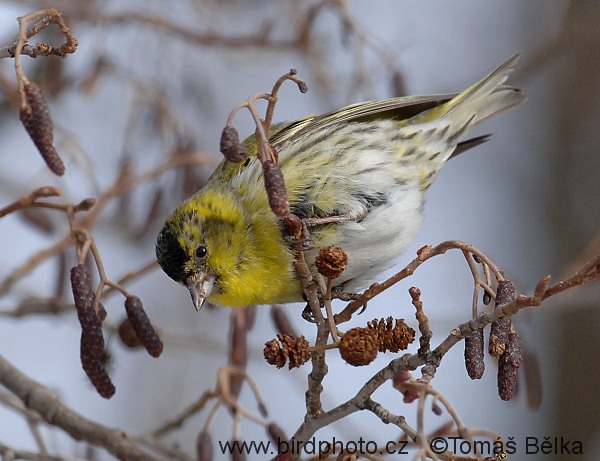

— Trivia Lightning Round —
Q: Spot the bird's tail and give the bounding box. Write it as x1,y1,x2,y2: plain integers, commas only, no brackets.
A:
412,54,526,137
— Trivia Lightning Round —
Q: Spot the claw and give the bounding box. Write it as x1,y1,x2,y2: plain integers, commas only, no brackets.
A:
284,219,315,251
301,304,317,323
357,301,368,315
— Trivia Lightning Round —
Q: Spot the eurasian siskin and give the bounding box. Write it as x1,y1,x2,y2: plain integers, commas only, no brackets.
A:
156,55,525,311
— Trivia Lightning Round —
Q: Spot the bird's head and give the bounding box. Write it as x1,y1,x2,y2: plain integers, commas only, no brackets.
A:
156,188,300,310
156,215,215,312
155,190,251,311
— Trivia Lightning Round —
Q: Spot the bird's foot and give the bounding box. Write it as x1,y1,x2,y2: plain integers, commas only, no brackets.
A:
284,220,315,251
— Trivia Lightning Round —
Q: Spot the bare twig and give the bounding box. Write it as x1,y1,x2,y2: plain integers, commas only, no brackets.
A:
283,250,600,459
0,8,78,60
335,241,504,325
0,153,212,298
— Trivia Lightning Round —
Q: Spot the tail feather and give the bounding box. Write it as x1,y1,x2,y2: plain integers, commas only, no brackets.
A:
412,54,526,130
445,54,524,122
468,86,525,126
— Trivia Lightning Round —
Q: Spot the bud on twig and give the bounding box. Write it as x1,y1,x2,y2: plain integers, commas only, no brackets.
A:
31,186,61,199
431,401,443,416
124,295,163,358
220,126,248,163
76,198,96,212
392,370,419,403
285,69,308,94
295,79,308,94
118,318,143,349
483,290,492,305
19,82,65,176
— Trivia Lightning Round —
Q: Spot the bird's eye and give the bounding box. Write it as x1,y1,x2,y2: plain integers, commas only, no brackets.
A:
195,245,208,259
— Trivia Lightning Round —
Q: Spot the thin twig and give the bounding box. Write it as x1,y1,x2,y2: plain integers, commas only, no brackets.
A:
335,241,504,325
1,8,77,60
149,391,217,439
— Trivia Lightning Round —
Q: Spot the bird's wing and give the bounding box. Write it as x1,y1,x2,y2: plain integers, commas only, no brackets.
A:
270,94,456,146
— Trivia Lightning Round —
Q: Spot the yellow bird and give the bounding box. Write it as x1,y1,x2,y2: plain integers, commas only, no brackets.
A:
156,55,525,311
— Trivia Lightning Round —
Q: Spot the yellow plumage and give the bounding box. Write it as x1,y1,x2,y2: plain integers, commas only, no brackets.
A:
156,55,525,310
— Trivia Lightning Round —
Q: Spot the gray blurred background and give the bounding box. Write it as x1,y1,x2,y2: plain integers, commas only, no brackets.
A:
0,1,598,459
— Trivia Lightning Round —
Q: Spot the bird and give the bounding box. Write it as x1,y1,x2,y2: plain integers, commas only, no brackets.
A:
156,54,525,311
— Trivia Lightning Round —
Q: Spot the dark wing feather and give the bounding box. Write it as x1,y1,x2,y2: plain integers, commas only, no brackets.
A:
450,133,492,160
270,94,457,145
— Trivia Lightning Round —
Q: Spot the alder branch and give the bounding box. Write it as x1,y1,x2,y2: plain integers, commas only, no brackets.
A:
0,442,87,461
0,8,78,59
0,153,213,298
217,69,600,460
98,11,292,50
0,354,163,461
1,4,598,459
283,250,600,459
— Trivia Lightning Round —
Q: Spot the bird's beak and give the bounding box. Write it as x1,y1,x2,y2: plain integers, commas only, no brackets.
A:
186,272,215,312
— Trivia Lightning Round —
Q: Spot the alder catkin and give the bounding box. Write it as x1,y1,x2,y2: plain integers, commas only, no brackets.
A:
489,281,516,357
70,264,115,398
124,295,163,358
262,160,290,219
267,423,287,445
19,82,65,176
80,339,115,399
196,430,213,461
464,328,485,380
498,331,524,401
220,126,248,163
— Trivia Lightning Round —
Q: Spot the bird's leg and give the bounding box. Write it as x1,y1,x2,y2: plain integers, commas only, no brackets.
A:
331,287,361,301
331,285,368,315
284,219,315,251
285,209,367,251
303,215,354,226
303,208,367,228
302,288,366,323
